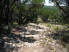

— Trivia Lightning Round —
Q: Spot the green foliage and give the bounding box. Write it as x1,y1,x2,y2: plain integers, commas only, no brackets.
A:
39,6,62,22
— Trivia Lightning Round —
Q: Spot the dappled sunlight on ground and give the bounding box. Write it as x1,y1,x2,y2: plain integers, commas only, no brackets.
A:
0,23,69,52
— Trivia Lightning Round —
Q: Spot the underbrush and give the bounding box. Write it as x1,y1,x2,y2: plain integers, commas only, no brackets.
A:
39,22,69,52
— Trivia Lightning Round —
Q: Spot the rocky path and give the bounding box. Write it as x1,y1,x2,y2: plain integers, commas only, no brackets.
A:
4,23,68,52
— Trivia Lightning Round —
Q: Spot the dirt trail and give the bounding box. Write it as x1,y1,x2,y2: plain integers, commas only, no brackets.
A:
17,23,46,52
4,23,68,52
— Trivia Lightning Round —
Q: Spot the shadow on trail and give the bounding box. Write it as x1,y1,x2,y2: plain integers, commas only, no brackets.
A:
6,33,36,43
48,30,69,52
5,26,36,43
0,26,37,52
13,26,27,32
0,48,7,52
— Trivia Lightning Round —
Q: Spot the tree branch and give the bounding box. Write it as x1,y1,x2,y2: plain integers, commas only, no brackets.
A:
54,0,68,16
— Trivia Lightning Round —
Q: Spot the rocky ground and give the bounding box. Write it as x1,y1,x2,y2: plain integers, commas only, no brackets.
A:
4,23,68,52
